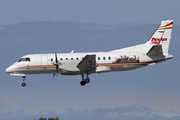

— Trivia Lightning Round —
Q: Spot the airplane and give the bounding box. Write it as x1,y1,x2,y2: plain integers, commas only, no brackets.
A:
5,20,173,87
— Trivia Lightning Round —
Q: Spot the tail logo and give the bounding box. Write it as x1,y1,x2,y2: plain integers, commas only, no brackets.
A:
151,37,167,44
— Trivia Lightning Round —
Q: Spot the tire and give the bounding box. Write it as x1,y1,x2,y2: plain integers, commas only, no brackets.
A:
80,81,86,86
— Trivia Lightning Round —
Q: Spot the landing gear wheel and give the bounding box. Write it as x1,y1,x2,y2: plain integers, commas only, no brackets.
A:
80,73,91,86
85,78,90,84
80,81,86,86
21,76,26,87
22,82,26,87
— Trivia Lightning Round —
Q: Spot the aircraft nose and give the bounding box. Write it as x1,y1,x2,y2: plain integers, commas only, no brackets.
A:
5,66,12,73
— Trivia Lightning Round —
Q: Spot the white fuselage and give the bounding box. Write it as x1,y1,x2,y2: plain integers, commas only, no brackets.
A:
5,51,173,76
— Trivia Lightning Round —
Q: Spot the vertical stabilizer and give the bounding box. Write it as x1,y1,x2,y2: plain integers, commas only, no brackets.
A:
146,20,173,54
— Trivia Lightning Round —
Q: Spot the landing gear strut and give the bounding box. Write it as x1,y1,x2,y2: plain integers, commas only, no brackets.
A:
21,76,26,87
80,73,90,86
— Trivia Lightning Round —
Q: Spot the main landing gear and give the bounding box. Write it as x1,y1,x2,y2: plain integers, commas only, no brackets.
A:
21,76,26,87
80,73,90,86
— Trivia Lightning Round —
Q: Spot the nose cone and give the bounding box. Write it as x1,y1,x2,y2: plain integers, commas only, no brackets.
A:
5,66,12,73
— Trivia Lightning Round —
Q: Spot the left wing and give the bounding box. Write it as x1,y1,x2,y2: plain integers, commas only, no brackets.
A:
77,55,96,70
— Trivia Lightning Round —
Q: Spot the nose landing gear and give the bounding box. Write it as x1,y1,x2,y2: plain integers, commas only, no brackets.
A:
21,76,26,87
80,73,90,86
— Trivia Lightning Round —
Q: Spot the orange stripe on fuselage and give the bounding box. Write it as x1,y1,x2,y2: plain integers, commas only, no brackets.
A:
15,65,56,70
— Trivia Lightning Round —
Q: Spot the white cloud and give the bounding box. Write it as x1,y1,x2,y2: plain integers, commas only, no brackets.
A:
8,106,178,120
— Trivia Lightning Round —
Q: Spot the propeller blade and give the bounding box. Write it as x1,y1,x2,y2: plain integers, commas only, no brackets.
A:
55,52,58,63
55,52,59,74
56,64,59,74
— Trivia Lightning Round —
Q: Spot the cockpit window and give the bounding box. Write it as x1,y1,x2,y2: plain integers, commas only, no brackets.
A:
17,58,31,62
23,58,31,62
17,58,24,62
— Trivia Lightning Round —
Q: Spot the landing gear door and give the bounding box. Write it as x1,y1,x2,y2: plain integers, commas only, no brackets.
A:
41,56,48,69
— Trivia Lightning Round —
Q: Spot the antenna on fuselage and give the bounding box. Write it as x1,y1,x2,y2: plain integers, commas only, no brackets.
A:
71,50,74,53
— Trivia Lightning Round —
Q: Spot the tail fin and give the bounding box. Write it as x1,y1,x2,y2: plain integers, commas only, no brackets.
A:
146,20,173,55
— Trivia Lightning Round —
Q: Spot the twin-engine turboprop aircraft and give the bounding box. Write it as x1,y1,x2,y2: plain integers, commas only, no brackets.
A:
6,20,173,87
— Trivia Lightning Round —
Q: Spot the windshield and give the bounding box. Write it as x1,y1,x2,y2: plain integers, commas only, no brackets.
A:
17,58,24,62
17,58,31,62
23,58,30,61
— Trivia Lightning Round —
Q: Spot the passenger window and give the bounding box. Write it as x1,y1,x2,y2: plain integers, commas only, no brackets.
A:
76,58,79,60
98,57,100,60
71,58,73,60
51,58,53,62
103,57,105,60
108,57,111,60
66,58,68,60
60,58,63,60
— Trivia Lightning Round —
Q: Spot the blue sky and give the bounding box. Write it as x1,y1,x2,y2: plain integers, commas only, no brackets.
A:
1,0,180,120
0,0,180,25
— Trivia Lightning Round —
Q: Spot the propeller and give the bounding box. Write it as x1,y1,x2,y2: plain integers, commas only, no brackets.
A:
53,52,60,75
55,52,59,74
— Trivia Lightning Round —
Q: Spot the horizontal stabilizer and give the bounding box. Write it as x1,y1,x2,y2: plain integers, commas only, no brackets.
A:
146,45,163,57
